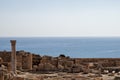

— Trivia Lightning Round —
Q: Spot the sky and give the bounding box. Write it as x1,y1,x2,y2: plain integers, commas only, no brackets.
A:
0,0,120,37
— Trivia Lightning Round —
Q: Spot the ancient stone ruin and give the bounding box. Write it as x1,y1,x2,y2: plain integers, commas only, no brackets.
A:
1,40,120,80
1,51,120,77
10,40,16,74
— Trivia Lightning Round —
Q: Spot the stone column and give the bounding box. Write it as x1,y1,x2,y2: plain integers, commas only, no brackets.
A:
10,40,16,74
27,54,32,70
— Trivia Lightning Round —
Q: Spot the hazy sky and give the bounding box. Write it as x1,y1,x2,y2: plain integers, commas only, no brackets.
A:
0,0,120,37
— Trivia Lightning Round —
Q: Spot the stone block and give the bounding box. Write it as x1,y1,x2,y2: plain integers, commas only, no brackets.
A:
0,57,3,63
13,76,25,80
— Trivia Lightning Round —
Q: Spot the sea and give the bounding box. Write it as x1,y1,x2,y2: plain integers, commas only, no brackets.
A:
0,37,120,58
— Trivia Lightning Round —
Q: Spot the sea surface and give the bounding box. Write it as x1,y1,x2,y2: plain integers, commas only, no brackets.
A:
0,37,120,58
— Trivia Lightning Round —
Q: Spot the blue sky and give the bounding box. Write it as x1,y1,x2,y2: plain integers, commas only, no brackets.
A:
0,0,120,37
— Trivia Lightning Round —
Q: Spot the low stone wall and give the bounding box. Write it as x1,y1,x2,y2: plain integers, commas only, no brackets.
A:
1,50,120,73
0,50,33,71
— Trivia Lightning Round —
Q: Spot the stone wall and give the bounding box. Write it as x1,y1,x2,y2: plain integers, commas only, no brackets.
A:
0,50,33,71
0,51,11,62
1,50,120,73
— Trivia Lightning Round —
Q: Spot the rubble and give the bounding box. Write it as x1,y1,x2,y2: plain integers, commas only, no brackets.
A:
1,40,120,80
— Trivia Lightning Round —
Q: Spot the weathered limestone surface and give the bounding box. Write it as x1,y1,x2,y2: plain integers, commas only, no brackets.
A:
10,40,16,74
1,50,120,73
0,64,8,80
2,40,120,80
0,51,11,62
0,67,4,80
0,50,33,72
0,57,3,64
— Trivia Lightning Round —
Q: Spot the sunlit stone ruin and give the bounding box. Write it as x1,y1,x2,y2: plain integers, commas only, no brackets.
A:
1,40,120,80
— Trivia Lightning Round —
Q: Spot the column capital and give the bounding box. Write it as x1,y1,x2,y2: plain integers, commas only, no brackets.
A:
10,40,16,45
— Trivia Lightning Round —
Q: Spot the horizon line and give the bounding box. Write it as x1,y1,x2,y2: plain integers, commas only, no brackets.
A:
1,36,120,38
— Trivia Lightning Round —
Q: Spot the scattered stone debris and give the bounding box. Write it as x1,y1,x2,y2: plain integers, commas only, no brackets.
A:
114,76,120,80
1,40,120,80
